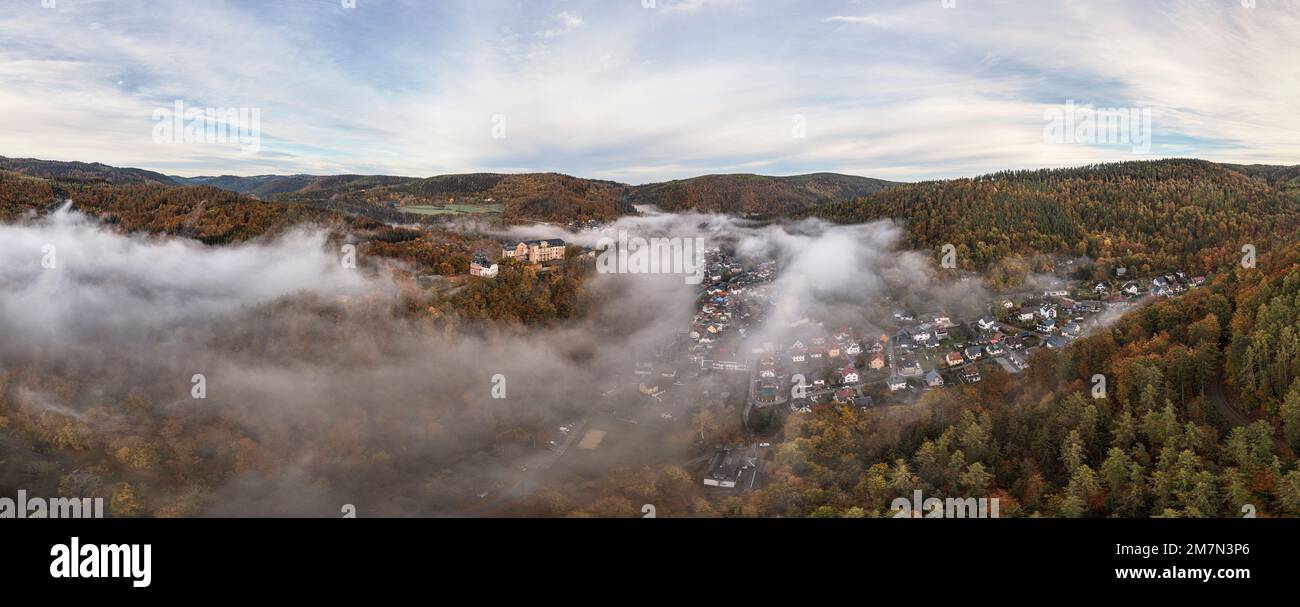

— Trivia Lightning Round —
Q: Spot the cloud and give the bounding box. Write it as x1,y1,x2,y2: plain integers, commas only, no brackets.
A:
0,201,995,515
537,12,584,38
0,0,1296,182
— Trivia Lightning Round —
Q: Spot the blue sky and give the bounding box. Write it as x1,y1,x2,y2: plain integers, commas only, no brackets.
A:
0,0,1296,183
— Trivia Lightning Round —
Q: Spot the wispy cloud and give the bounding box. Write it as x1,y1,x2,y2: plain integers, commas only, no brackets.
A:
0,0,1295,182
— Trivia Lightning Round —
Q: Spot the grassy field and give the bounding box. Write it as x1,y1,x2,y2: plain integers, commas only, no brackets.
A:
399,203,504,216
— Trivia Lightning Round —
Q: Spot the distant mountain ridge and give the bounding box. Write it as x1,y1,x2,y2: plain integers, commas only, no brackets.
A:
0,156,176,185
0,155,899,222
169,174,317,199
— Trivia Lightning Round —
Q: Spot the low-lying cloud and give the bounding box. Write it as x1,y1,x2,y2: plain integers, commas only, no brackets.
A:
1,204,988,516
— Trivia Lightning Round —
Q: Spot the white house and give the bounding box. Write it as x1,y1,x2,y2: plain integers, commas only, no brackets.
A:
887,376,907,392
1037,317,1057,334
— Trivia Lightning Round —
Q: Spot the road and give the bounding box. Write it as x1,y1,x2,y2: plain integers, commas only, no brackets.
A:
1208,372,1251,427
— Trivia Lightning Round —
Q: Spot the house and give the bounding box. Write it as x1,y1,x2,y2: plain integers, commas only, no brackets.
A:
962,366,982,384
469,251,499,278
702,447,761,489
1122,281,1141,296
502,239,567,264
1076,300,1104,313
925,370,945,388
839,367,860,384
933,314,952,327
1038,305,1057,319
985,343,1004,356
1045,335,1069,349
978,316,998,332
1061,322,1082,337
1093,282,1109,295
852,396,874,409
1004,335,1025,350
887,375,907,392
869,352,887,370
964,345,984,361
1037,317,1057,334
945,352,965,367
899,359,923,377
845,342,863,356
1016,307,1037,323
833,389,855,404
1008,352,1029,370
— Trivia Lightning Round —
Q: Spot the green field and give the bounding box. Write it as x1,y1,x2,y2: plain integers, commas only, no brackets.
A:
399,203,504,216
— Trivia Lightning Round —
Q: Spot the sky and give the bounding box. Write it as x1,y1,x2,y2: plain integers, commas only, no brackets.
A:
0,0,1296,183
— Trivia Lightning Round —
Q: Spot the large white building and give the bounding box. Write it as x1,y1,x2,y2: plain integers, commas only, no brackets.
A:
469,252,498,278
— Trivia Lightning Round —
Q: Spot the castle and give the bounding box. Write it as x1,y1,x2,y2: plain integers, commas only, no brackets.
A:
502,239,566,264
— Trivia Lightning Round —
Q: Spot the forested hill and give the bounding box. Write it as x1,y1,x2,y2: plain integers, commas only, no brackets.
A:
274,172,635,224
0,156,176,185
1,156,904,223
628,172,898,216
673,230,1300,519
805,159,1300,276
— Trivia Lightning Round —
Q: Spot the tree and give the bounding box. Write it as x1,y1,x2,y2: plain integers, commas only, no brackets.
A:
1281,385,1300,453
110,483,141,518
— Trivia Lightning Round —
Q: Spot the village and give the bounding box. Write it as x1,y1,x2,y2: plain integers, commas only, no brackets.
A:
460,234,1207,498
647,249,1206,492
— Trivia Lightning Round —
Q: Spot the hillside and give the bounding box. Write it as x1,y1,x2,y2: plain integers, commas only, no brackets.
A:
170,174,318,199
177,170,893,222
0,156,176,185
806,159,1300,277
264,172,634,224
628,172,898,216
0,168,493,279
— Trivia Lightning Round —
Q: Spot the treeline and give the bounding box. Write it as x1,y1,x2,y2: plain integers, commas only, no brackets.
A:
807,159,1300,276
